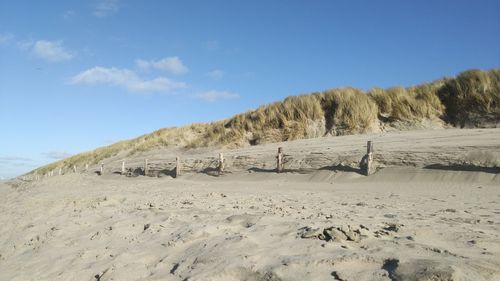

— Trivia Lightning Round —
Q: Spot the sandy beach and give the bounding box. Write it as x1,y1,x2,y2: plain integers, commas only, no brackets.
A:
1,129,499,281
2,1,499,279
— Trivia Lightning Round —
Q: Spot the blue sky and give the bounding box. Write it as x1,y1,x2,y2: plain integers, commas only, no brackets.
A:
1,0,499,179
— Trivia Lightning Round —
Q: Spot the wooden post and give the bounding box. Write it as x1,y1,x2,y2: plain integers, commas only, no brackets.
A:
361,141,374,176
121,161,126,175
85,163,89,172
144,159,148,176
100,163,104,175
218,153,224,175
277,147,284,173
73,165,77,173
59,167,62,176
175,156,181,178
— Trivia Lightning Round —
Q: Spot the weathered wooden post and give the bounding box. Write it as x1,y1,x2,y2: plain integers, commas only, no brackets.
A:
175,156,181,178
100,163,104,175
121,161,126,175
144,159,149,176
360,141,374,176
277,147,284,173
73,165,77,173
58,167,62,176
218,153,224,175
85,163,89,172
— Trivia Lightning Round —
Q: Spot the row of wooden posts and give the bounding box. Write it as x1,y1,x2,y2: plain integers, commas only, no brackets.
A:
27,141,375,181
103,141,373,177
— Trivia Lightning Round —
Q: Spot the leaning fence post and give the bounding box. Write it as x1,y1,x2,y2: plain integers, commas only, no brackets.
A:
121,161,126,175
277,147,284,173
218,153,224,175
175,156,181,178
144,159,149,176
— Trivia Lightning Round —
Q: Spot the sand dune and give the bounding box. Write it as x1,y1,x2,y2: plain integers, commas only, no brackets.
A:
89,128,500,176
1,129,500,281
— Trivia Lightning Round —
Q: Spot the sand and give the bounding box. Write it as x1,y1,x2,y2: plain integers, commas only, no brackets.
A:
1,128,500,281
90,128,500,176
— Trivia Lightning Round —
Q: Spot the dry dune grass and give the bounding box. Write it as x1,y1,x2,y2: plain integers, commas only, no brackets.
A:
439,69,500,127
369,84,445,122
31,69,500,176
35,125,207,175
320,88,378,135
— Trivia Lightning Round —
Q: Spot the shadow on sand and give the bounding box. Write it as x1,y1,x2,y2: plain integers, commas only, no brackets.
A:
247,167,311,174
319,164,364,175
424,164,500,174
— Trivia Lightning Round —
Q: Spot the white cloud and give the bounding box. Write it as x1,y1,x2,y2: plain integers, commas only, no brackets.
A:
93,0,120,17
70,66,186,93
135,59,150,70
63,10,75,19
196,90,239,102
204,40,220,51
152,57,188,74
136,57,188,75
0,32,14,45
43,151,72,160
32,40,73,62
206,69,224,80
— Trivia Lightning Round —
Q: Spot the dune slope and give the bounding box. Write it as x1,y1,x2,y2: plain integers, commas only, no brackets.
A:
31,69,500,176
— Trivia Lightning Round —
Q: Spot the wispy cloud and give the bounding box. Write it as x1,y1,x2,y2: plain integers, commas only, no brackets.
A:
204,40,220,51
0,156,32,163
70,66,186,93
0,32,14,45
63,10,75,19
30,40,74,62
206,69,224,80
43,151,72,160
0,156,33,167
196,90,239,102
135,57,188,75
17,40,33,50
93,0,120,17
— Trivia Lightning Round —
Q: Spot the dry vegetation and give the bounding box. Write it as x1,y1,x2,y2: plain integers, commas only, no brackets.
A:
31,69,500,175
439,69,500,127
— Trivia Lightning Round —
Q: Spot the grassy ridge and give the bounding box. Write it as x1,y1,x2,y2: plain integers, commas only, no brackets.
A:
32,69,499,175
